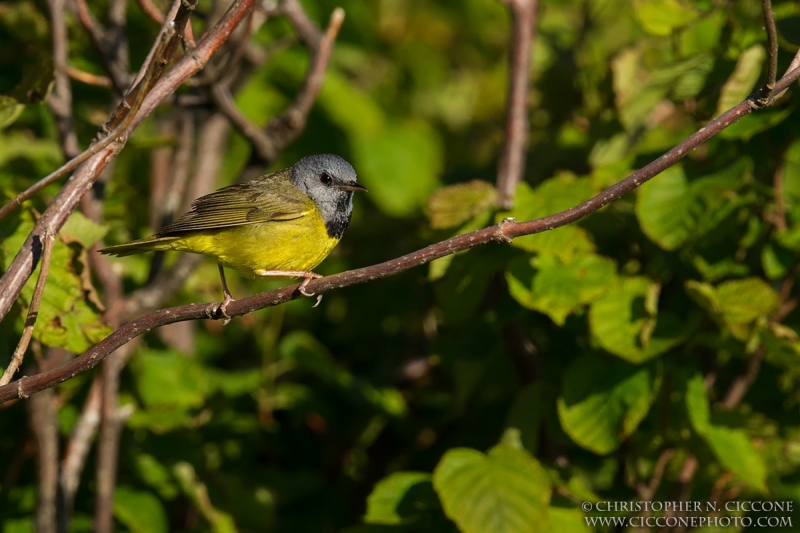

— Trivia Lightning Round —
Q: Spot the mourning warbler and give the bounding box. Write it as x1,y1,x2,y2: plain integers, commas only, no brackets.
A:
100,154,366,319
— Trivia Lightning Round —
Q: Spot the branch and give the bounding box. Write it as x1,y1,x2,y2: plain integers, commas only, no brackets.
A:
73,0,131,93
2,63,800,404
496,0,538,209
0,1,190,223
762,0,778,91
0,0,253,323
29,388,59,533
0,233,55,386
218,4,344,166
47,0,81,159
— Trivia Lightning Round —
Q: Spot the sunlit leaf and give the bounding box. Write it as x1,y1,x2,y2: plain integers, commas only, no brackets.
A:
113,486,168,533
433,444,551,533
632,0,698,36
715,44,765,116
506,253,617,325
505,178,596,262
590,277,688,362
558,356,661,454
427,180,496,229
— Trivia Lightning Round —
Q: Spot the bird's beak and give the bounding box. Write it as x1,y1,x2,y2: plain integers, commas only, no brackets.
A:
337,182,368,192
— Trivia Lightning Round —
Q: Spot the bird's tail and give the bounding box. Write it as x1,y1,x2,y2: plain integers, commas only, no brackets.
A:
99,235,183,257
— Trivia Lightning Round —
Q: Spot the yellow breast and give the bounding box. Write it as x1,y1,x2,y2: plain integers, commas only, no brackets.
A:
166,207,340,278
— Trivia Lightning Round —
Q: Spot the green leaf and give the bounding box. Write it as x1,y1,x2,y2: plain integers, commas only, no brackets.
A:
505,383,553,454
206,369,261,397
113,486,168,533
548,506,591,533
613,48,712,129
506,253,617,325
686,278,779,340
136,454,179,499
706,426,767,493
433,444,551,533
589,277,687,362
715,45,765,116
173,462,238,533
427,180,496,229
353,120,443,217
133,349,208,410
0,95,24,130
684,373,711,435
365,472,439,525
558,356,661,454
684,373,767,492
635,165,694,250
505,177,596,262
60,211,108,248
632,0,698,36
0,209,111,353
716,277,779,329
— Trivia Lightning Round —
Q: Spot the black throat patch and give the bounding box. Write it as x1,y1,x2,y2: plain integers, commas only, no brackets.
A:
324,192,353,239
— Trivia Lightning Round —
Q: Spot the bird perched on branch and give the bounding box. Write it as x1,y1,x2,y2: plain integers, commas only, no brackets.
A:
101,154,366,322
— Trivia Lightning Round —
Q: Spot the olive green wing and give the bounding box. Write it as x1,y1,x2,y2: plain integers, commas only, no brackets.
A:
157,170,313,235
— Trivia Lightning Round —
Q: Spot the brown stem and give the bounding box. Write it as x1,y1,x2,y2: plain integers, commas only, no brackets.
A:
64,66,114,89
762,0,778,90
73,0,130,93
0,1,190,223
0,0,242,322
59,378,101,519
47,0,81,159
2,62,800,402
0,233,56,386
496,0,538,209
226,4,345,168
94,342,136,533
29,388,59,533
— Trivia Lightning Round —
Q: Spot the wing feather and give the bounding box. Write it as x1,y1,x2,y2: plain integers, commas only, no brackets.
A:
157,169,312,235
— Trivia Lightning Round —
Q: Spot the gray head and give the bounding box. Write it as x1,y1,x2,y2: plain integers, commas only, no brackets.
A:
290,154,367,239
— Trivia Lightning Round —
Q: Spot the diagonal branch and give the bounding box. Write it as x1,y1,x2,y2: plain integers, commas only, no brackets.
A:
1,61,799,404
0,0,254,324
0,233,56,386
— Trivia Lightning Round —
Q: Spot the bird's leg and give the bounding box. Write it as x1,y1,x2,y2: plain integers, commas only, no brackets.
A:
205,264,235,324
254,270,324,307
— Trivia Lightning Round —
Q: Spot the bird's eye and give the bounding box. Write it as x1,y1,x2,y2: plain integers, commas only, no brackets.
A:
320,172,332,185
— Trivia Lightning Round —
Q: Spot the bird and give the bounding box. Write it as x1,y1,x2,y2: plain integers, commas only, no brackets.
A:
100,154,366,322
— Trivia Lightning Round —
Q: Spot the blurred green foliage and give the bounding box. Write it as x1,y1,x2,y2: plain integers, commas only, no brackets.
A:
2,0,800,531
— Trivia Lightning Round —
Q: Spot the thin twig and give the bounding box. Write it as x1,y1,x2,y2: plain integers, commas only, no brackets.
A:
762,0,778,90
221,4,344,166
0,233,56,386
0,7,185,223
73,0,130,93
496,0,538,209
772,158,787,231
47,0,81,159
64,66,114,89
0,0,207,321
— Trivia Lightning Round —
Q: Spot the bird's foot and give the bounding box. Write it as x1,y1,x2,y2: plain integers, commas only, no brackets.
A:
298,273,324,307
205,293,234,325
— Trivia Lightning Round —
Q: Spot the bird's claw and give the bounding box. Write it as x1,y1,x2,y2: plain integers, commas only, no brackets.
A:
298,274,323,307
205,294,234,325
